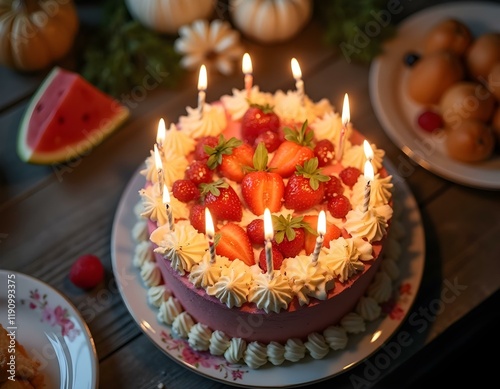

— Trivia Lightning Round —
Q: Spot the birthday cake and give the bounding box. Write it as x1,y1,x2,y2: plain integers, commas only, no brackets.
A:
131,76,404,369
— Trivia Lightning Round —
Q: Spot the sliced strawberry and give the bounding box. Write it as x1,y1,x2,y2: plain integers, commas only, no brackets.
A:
247,219,265,245
241,143,284,215
172,179,200,203
201,179,243,222
241,103,280,144
194,136,219,161
268,121,315,177
258,244,284,272
189,204,210,233
206,135,254,182
272,214,315,258
284,158,329,212
216,223,255,266
302,214,342,255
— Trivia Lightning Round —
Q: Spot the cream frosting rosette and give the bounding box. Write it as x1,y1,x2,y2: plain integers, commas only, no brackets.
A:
179,104,226,138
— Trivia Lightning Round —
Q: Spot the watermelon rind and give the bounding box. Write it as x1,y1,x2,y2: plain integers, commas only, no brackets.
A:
17,67,130,165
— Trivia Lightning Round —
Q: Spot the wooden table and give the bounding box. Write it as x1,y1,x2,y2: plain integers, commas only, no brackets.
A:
1,1,499,388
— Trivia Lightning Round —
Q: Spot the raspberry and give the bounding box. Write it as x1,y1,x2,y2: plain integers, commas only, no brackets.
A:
323,175,345,201
339,166,362,188
172,179,200,203
254,130,281,153
327,194,352,219
314,139,335,167
247,219,265,245
417,110,443,133
69,254,105,289
194,136,218,161
258,244,284,273
185,160,213,185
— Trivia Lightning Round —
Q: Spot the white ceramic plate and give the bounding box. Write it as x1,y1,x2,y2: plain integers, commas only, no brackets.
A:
0,270,99,389
369,1,500,190
110,162,425,388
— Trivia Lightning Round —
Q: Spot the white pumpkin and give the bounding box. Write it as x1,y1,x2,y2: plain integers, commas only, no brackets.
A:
229,0,312,44
125,0,217,35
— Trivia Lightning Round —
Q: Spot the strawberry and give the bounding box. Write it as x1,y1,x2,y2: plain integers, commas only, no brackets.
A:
302,214,342,255
339,166,362,188
272,214,315,258
201,179,242,222
323,175,345,201
268,121,315,177
216,223,254,266
189,204,211,233
185,160,213,185
241,103,280,144
69,254,105,289
241,143,285,215
205,135,254,182
258,244,284,272
327,194,352,219
194,136,219,161
314,139,335,167
284,157,330,212
246,219,265,245
172,179,200,203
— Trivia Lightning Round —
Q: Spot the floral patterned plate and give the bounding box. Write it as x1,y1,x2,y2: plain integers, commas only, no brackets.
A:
111,161,425,387
0,270,99,389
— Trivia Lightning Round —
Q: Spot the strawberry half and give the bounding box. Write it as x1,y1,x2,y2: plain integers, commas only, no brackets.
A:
205,135,254,182
302,214,342,255
268,121,315,178
241,103,280,145
201,179,243,222
272,214,315,258
216,222,255,266
258,244,284,273
241,143,284,216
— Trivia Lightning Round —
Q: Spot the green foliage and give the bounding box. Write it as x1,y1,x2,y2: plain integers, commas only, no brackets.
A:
81,0,184,97
314,0,396,64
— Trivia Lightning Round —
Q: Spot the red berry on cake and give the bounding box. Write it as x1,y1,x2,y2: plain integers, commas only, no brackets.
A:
201,179,243,222
189,204,210,233
194,135,219,161
314,139,335,167
258,244,284,272
283,158,329,212
254,130,281,153
339,166,362,188
327,194,352,219
241,143,285,215
185,160,213,185
323,175,345,201
206,135,254,182
273,214,314,258
216,223,255,266
268,121,315,178
172,179,200,203
241,103,280,144
302,214,342,254
69,254,104,289
246,219,265,245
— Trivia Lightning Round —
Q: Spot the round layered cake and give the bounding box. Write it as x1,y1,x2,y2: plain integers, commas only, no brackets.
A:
132,85,403,369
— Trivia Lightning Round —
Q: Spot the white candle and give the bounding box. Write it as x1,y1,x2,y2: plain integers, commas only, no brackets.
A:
242,52,253,98
363,139,374,162
291,58,304,103
311,210,326,263
263,208,274,277
205,207,216,263
363,160,374,213
197,64,207,119
154,144,163,195
163,184,175,231
337,93,350,162
156,118,166,153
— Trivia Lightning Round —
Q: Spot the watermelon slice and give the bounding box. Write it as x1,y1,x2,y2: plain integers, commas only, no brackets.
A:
17,67,130,164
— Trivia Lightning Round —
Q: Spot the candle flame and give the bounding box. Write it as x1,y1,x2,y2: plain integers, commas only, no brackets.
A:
162,184,170,203
364,160,374,182
242,53,252,74
198,64,207,91
154,144,162,170
263,208,273,240
317,210,327,236
342,93,350,125
205,207,215,237
157,118,166,145
291,58,302,80
363,140,374,160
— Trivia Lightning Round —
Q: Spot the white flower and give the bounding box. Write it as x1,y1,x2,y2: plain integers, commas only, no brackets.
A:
175,19,244,75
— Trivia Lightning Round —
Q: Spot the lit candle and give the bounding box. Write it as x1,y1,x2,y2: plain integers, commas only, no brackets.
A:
337,93,350,162
197,64,207,119
311,210,326,263
291,58,304,103
205,207,216,263
242,52,253,98
154,144,163,195
363,160,374,213
163,184,175,231
363,139,373,163
263,208,274,277
156,118,166,153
